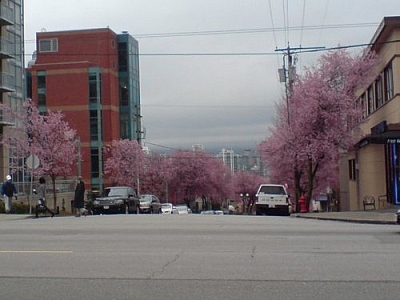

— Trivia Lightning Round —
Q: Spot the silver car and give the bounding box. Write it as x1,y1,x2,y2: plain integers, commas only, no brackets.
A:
139,194,161,214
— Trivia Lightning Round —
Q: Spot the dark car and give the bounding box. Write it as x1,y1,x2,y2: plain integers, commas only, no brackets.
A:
93,186,139,215
139,194,162,214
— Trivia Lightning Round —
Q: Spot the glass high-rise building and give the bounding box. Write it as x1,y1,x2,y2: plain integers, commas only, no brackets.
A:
0,0,25,182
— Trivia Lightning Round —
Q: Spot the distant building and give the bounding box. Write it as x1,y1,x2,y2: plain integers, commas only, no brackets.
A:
216,148,240,173
0,1,25,182
215,148,266,176
26,28,141,191
339,16,400,210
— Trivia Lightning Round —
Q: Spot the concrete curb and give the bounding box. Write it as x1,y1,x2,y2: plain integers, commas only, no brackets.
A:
293,214,396,225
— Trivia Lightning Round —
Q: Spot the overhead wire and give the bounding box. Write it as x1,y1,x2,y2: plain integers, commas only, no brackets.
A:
317,0,330,45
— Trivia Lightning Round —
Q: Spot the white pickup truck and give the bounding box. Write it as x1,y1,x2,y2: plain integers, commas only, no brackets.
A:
255,184,291,216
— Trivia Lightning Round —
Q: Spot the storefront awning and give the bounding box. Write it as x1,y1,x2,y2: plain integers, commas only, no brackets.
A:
357,131,400,148
357,122,400,148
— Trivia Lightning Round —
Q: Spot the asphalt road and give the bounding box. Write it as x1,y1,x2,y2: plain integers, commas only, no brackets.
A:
1,214,400,300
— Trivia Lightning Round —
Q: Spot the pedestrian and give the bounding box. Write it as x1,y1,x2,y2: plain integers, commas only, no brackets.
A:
1,175,17,214
35,177,54,218
73,176,85,217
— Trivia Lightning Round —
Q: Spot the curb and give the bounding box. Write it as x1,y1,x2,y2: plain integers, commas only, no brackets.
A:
293,214,396,225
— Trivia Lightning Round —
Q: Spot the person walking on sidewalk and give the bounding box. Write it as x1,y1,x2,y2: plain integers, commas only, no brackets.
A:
73,176,85,217
35,177,54,218
1,175,17,214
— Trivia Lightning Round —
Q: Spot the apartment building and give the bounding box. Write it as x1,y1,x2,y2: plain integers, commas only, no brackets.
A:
0,0,24,181
27,28,141,191
340,16,400,211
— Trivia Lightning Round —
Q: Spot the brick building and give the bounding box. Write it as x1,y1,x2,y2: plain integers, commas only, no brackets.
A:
27,28,141,191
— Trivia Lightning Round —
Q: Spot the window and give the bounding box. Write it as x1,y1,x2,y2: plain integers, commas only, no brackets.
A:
90,110,99,141
91,148,100,178
348,159,356,181
375,75,383,108
118,42,127,72
39,38,58,52
367,85,374,114
360,93,367,119
37,71,46,89
89,71,101,104
384,63,393,101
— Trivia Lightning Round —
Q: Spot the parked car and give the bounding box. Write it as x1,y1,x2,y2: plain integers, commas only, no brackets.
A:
139,194,161,214
200,210,215,215
172,205,191,214
161,203,173,214
93,186,139,215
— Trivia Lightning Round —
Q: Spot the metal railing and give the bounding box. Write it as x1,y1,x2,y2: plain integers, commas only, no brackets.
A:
14,180,76,196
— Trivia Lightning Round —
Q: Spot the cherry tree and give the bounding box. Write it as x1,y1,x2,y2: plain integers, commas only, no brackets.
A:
103,139,144,192
232,171,266,213
167,150,230,208
140,152,172,200
0,99,78,209
259,49,378,209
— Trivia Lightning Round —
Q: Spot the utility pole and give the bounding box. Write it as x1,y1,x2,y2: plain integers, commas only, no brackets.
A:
276,44,325,124
275,43,325,212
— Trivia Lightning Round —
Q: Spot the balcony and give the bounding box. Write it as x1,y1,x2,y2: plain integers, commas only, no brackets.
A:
0,4,14,26
0,38,13,59
0,110,14,126
0,72,15,92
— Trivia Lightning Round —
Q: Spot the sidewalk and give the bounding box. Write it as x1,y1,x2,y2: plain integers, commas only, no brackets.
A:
292,206,399,225
0,207,399,224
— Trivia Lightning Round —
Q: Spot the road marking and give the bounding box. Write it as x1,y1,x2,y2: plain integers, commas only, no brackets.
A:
0,250,74,254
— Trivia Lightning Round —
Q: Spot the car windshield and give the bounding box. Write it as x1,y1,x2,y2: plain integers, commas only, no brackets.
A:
259,186,286,195
140,195,152,202
176,205,187,210
108,189,128,197
162,203,172,208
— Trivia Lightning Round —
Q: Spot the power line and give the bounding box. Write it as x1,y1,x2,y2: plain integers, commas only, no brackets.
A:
23,39,400,58
23,22,379,42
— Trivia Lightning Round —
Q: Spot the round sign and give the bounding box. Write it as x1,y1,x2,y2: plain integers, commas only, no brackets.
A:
26,155,40,169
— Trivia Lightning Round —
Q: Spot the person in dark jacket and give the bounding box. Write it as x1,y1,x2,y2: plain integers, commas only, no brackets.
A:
1,175,17,214
73,176,85,217
35,177,55,218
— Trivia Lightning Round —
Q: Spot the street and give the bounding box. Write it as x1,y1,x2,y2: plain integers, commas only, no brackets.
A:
1,214,400,300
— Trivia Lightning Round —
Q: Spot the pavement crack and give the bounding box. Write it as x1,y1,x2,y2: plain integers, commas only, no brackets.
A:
147,250,183,279
251,246,256,258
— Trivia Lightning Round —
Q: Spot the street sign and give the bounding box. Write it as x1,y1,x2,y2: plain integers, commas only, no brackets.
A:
26,154,40,169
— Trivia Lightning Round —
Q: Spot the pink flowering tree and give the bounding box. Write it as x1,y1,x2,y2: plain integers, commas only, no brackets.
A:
258,49,378,209
0,99,78,209
167,150,231,209
232,171,266,213
140,152,172,200
103,139,144,192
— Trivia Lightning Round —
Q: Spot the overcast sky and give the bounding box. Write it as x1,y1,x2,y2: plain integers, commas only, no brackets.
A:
24,1,399,153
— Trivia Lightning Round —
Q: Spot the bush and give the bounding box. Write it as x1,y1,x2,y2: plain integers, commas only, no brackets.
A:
0,200,30,214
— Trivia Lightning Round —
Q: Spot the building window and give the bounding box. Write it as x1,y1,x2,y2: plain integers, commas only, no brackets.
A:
367,85,374,114
384,63,394,101
89,72,101,104
375,75,383,108
348,159,356,181
360,93,367,119
37,71,46,89
39,38,58,52
90,110,99,141
118,42,127,72
90,148,100,178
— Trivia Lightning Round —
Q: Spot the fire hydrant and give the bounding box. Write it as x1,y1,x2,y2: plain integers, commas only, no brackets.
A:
299,195,308,213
